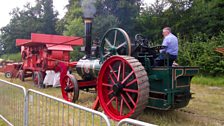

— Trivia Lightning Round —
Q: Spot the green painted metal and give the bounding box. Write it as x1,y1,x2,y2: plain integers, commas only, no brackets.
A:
147,67,199,110
76,58,102,78
99,28,131,62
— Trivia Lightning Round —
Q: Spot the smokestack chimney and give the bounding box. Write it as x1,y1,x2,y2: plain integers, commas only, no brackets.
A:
84,18,92,57
82,0,96,58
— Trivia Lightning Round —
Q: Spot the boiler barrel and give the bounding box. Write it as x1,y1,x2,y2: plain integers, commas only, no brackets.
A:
76,59,101,79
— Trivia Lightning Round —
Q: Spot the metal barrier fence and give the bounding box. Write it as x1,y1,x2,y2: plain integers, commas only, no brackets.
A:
118,118,157,126
0,79,156,126
26,89,111,126
0,79,26,126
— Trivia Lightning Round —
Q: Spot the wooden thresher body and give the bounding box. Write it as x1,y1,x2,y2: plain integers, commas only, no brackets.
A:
16,33,83,86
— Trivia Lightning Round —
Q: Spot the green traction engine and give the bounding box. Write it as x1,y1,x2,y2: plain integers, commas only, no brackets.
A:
62,18,199,121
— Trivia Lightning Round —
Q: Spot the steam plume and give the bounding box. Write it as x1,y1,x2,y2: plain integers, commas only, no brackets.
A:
82,0,96,18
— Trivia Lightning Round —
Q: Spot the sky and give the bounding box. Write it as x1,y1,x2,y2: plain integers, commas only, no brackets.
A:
0,0,155,29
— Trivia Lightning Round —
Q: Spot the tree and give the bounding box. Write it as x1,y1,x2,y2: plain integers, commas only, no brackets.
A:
62,0,83,36
0,0,58,54
95,0,143,36
36,0,58,34
0,5,42,53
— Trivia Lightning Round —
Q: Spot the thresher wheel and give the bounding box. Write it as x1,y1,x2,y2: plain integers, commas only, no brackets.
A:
33,71,44,88
5,72,12,78
61,74,79,102
97,55,149,120
19,70,25,81
100,28,131,60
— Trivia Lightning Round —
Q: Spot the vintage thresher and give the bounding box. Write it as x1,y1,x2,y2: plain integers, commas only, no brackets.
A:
16,33,83,87
60,17,199,121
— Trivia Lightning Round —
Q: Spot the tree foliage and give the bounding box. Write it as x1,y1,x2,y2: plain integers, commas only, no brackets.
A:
178,32,224,76
0,0,58,54
62,0,142,39
136,0,224,41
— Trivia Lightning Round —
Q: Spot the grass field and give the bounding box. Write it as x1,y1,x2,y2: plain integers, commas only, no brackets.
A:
0,74,224,126
0,119,7,126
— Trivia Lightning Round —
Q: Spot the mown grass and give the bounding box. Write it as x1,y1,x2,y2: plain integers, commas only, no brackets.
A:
192,75,224,86
0,73,224,126
0,119,7,126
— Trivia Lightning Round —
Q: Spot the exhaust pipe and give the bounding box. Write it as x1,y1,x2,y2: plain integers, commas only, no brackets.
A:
84,18,92,58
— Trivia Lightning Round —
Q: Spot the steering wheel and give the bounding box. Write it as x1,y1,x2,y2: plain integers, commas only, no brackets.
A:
100,28,131,61
134,34,150,48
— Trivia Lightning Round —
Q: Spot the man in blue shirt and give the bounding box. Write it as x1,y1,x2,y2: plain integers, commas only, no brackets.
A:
155,27,178,66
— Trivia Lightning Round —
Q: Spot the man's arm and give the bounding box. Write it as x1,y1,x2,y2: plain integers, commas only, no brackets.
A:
160,38,169,53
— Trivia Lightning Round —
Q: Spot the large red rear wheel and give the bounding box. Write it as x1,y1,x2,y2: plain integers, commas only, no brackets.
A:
61,74,79,102
97,56,149,120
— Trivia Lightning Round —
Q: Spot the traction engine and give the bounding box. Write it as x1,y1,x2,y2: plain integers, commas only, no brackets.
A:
61,18,199,121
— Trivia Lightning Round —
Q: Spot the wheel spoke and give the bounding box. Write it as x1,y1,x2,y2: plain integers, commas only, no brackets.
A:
126,78,137,87
122,61,125,80
123,88,138,93
104,52,110,57
121,94,132,111
117,62,122,82
116,42,126,50
109,65,118,80
106,96,116,106
107,90,113,96
102,83,113,87
116,97,118,112
104,47,109,51
105,38,113,48
109,74,116,85
121,71,134,84
120,98,124,116
69,93,73,100
126,92,136,107
113,30,117,46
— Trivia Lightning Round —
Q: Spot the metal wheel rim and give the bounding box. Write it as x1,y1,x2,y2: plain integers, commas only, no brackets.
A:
97,56,149,120
5,72,12,78
100,28,131,60
61,75,79,102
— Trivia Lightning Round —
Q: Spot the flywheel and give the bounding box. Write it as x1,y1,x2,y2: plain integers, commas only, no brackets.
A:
100,28,131,61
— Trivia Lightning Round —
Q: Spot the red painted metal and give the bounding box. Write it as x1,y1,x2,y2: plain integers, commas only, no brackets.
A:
92,96,100,110
16,33,83,84
3,63,22,78
78,80,96,88
16,39,31,46
68,61,78,67
61,74,79,102
16,33,83,46
62,75,75,102
97,56,149,121
46,44,73,51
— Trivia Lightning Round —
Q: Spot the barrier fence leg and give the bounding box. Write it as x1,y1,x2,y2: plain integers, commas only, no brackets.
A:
24,92,29,126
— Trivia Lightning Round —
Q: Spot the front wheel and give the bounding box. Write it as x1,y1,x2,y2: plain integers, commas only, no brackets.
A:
61,74,79,103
